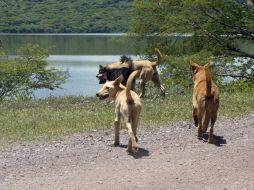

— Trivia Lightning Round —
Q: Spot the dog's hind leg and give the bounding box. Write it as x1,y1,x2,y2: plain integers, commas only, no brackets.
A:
127,138,132,153
152,72,165,97
114,110,121,146
202,111,210,133
208,117,216,144
192,96,198,127
139,68,153,98
126,122,139,152
139,79,146,98
132,116,140,143
114,120,120,146
193,107,198,127
197,108,205,140
208,109,218,144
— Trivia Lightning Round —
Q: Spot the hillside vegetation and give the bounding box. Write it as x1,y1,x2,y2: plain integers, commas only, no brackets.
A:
0,0,132,33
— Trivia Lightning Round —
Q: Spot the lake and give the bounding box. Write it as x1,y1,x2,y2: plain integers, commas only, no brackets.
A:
0,34,142,98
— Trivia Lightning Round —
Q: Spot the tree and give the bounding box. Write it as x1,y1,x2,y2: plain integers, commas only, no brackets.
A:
130,0,254,91
0,44,68,100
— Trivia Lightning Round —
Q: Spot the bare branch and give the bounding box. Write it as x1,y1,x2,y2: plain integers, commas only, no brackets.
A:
216,73,254,80
201,8,254,40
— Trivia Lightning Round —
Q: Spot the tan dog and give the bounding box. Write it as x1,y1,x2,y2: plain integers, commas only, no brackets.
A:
123,48,165,98
96,70,141,152
191,62,219,143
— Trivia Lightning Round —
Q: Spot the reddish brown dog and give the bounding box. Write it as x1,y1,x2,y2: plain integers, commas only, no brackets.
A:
191,62,219,143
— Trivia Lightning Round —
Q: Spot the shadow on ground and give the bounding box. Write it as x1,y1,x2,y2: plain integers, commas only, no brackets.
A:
113,144,149,159
203,133,227,147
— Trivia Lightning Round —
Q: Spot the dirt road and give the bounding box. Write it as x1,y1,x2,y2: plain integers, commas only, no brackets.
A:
1,113,254,190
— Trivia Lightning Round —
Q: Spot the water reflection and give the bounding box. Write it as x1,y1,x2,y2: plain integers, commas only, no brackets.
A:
0,34,138,55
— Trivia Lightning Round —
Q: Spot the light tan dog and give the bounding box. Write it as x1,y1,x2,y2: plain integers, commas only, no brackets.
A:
124,48,165,98
96,70,141,152
191,61,219,143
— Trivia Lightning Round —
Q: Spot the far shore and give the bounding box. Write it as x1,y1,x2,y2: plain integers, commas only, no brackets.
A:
0,33,127,36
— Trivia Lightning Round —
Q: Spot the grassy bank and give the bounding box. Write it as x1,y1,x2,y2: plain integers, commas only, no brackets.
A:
0,92,254,142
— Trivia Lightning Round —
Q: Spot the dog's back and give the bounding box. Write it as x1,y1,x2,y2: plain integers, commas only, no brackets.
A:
193,68,219,103
193,64,219,105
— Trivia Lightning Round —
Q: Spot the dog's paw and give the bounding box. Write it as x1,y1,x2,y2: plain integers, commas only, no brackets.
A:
132,144,139,152
126,148,132,153
126,147,139,154
202,127,208,133
132,147,139,153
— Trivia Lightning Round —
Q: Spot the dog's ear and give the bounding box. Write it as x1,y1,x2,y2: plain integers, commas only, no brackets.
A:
190,62,200,74
99,65,108,72
204,61,214,70
207,61,214,67
114,75,123,86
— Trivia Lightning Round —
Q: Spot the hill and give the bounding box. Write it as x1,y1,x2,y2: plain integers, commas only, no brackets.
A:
0,0,132,33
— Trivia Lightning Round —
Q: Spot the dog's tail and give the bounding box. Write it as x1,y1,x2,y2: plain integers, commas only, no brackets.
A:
126,70,141,104
151,48,162,68
205,63,212,97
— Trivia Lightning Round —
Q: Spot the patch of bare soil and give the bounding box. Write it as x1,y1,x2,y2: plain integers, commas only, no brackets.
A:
0,113,254,190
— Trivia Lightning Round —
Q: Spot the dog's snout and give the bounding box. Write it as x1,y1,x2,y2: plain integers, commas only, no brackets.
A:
96,73,103,78
96,93,99,97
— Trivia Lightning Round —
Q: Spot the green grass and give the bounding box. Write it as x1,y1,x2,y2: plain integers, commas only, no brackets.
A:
0,92,254,143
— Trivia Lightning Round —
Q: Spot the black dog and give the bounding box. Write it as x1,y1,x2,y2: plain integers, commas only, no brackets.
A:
96,56,134,86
